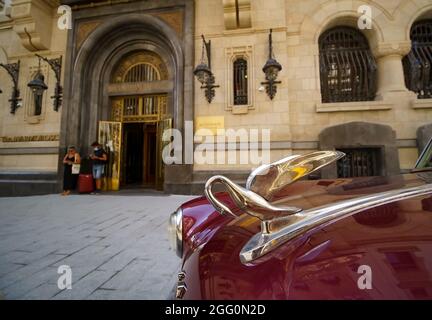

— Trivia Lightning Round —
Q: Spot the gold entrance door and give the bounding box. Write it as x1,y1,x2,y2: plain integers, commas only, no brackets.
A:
98,121,122,191
110,95,170,190
156,118,172,190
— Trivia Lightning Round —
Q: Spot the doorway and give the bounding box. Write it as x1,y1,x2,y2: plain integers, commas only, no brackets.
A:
122,123,157,188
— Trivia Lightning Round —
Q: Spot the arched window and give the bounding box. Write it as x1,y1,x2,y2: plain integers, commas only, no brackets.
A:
233,58,248,105
319,27,377,103
124,63,160,82
403,20,432,99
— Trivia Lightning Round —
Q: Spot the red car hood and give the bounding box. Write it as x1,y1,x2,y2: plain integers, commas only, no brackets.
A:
182,174,424,251
179,173,432,299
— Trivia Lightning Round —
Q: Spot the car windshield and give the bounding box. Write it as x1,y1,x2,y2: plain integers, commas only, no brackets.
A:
415,137,432,170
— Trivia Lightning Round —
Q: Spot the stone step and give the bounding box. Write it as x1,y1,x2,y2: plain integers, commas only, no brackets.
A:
0,171,58,181
0,171,59,197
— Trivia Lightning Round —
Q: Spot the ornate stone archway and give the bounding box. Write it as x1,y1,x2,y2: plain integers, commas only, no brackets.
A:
59,1,194,192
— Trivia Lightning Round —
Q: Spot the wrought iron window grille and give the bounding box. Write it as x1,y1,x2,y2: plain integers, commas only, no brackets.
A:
403,20,432,100
319,27,377,103
233,58,248,105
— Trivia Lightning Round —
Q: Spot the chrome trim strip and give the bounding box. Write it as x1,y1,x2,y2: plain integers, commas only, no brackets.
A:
240,183,432,264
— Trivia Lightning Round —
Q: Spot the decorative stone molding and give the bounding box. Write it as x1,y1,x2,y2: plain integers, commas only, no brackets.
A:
10,0,56,51
411,99,432,110
152,10,184,39
316,100,393,113
107,81,173,96
76,10,184,52
0,134,59,142
76,20,101,51
0,147,59,154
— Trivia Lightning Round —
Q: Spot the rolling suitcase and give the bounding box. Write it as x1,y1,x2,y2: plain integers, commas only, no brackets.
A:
78,174,94,194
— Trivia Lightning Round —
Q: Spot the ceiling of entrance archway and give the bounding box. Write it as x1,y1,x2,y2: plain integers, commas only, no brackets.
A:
111,51,169,83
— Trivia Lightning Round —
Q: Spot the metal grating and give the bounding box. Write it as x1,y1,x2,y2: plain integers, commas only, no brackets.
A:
403,20,432,99
124,63,159,82
319,27,377,103
121,95,167,122
337,148,380,178
233,58,248,105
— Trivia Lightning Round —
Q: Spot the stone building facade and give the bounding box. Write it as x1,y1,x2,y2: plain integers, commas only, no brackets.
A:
0,0,431,196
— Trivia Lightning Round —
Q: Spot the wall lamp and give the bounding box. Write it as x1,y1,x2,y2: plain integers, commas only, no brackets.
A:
27,56,48,116
194,35,219,103
35,54,63,111
261,29,282,100
0,60,21,114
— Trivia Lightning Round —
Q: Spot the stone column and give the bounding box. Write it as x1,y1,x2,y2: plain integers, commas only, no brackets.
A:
373,42,414,100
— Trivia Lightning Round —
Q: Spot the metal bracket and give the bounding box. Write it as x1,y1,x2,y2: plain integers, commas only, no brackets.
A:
0,61,21,114
36,54,63,111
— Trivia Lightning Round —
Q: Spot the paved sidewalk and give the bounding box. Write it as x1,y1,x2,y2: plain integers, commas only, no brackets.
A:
0,192,196,299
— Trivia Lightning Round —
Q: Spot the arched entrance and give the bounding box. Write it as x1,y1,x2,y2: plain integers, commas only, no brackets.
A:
59,11,194,193
99,51,173,190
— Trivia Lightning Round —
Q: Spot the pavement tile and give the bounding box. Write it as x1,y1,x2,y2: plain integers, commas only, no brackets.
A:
0,193,195,299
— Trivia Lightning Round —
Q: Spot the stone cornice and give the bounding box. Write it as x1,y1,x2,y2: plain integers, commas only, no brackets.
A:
10,0,55,51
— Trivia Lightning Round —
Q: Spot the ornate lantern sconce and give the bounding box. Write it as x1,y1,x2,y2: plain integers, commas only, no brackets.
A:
35,54,63,111
0,60,21,114
27,56,48,116
261,29,282,100
194,35,219,103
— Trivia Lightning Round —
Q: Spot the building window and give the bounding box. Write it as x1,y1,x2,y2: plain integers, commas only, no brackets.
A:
337,148,381,178
225,46,253,113
233,58,248,105
319,27,377,103
124,63,160,82
403,20,432,99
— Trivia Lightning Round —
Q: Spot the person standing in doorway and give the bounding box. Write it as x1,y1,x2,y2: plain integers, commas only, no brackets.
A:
90,141,107,194
62,146,81,196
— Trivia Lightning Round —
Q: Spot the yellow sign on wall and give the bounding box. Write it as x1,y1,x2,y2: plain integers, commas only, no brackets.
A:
195,116,225,135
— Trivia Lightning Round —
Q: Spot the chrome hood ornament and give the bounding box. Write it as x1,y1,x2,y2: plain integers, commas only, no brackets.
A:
204,151,432,265
204,151,345,234
246,151,345,201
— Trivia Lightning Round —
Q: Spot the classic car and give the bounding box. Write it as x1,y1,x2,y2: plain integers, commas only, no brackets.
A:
168,139,432,300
